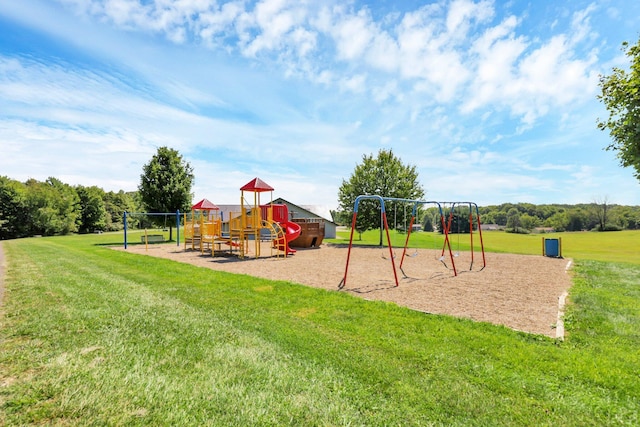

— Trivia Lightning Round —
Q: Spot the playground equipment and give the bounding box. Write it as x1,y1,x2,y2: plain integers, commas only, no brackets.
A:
290,218,324,248
223,177,301,258
436,202,487,273
123,211,181,250
184,198,223,252
181,178,301,259
339,195,486,288
260,203,302,255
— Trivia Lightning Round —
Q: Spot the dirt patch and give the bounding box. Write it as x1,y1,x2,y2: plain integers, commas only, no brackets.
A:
114,242,572,338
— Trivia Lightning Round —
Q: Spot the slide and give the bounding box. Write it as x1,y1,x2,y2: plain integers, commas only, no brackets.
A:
274,221,302,255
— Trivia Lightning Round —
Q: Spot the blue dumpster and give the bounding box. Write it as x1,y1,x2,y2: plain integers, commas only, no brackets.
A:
544,238,561,257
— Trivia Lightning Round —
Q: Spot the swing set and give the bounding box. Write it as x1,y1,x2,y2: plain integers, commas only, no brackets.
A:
433,201,487,274
338,195,486,289
122,211,181,250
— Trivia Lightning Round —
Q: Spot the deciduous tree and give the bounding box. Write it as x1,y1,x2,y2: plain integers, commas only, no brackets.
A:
338,149,424,243
597,37,640,180
139,147,194,237
76,185,107,233
0,176,27,239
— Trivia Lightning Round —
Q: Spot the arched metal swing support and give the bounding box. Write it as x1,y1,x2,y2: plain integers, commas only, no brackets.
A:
438,202,486,272
339,196,457,288
339,195,399,288
397,201,456,277
123,210,181,249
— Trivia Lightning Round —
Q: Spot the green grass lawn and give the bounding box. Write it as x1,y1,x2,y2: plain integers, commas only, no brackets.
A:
329,228,640,264
0,232,638,425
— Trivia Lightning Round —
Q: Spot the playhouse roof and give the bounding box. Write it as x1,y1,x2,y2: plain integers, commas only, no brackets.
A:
240,177,274,192
191,198,219,210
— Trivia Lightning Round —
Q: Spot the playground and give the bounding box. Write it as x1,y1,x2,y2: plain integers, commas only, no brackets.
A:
119,181,572,338
117,242,572,338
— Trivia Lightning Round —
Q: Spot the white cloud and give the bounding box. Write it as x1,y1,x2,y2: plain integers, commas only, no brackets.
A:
332,8,375,61
446,0,494,39
462,4,600,126
241,0,302,56
338,73,367,93
2,0,639,207
50,1,603,125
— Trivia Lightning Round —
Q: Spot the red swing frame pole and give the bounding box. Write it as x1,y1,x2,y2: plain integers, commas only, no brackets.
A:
338,211,359,289
399,205,417,271
468,204,475,270
339,195,400,288
440,204,457,276
382,210,400,286
473,203,487,270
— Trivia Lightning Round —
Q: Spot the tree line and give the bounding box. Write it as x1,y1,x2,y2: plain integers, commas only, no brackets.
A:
336,149,640,234
0,175,143,239
1,146,194,240
3,144,639,240
472,202,639,233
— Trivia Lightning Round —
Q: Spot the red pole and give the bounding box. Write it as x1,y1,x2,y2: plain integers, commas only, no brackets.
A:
382,212,400,286
339,212,358,289
399,215,415,271
440,213,457,276
475,210,486,269
441,209,454,257
469,209,474,269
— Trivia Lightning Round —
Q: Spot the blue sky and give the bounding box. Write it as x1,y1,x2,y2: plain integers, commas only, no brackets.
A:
1,0,639,209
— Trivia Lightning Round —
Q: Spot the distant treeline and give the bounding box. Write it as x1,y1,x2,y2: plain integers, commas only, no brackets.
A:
0,176,149,240
334,200,640,233
477,202,640,232
418,202,640,233
3,176,640,239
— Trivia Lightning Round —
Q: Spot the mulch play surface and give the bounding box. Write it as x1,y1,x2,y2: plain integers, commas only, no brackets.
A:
115,242,573,338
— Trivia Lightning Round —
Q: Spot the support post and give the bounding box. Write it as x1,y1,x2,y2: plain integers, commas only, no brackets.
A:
176,210,180,247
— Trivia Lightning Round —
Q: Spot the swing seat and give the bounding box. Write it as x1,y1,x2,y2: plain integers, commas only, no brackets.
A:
141,234,165,243
404,250,419,258
381,251,397,260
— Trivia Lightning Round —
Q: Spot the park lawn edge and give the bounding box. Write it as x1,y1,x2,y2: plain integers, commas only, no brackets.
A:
0,235,638,426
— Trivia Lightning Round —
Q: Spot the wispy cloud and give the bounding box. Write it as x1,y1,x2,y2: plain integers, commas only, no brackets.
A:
1,0,639,206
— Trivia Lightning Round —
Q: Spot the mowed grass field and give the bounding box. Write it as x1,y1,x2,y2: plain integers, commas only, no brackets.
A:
0,230,638,425
331,228,640,264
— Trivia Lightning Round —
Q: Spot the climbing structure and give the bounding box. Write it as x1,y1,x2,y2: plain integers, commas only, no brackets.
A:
183,198,221,252
231,177,301,258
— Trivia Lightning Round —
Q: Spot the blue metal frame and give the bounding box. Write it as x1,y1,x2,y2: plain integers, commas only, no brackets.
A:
123,211,181,249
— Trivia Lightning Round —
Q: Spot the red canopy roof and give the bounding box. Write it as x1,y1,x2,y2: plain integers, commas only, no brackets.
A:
191,198,219,210
240,177,274,192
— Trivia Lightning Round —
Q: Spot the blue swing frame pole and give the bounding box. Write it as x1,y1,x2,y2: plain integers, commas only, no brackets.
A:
123,211,128,249
176,210,180,247
122,211,184,249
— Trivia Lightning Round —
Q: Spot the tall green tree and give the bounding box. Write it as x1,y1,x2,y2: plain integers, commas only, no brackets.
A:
23,178,80,236
0,176,27,239
597,37,640,180
76,185,107,233
103,190,137,231
545,212,569,232
338,149,425,243
506,208,522,233
138,147,194,236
